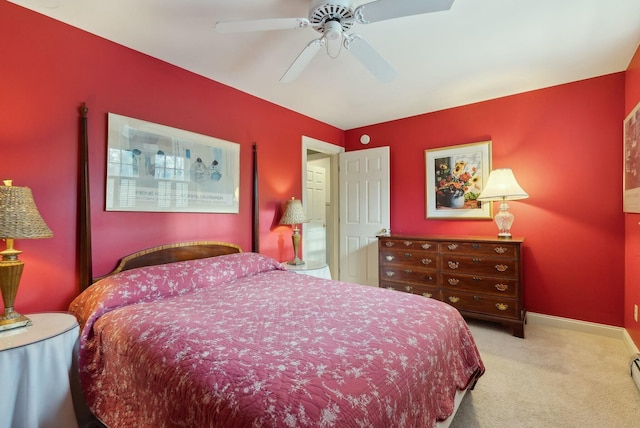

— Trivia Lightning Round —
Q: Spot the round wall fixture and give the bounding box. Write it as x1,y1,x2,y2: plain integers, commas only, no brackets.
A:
360,134,371,145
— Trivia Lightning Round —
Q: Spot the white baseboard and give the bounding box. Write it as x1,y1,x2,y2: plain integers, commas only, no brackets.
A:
623,330,640,355
527,312,640,355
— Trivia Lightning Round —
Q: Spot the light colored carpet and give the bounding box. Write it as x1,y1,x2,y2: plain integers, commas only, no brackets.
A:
450,319,640,428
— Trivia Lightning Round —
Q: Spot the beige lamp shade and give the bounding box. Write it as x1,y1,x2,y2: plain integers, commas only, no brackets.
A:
0,184,53,239
0,181,53,331
477,168,529,201
279,197,309,225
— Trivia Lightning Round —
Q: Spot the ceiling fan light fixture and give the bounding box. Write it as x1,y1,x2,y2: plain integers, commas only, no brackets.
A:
324,20,343,40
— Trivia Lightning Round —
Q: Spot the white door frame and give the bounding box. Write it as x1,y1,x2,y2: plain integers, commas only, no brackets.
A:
302,136,344,279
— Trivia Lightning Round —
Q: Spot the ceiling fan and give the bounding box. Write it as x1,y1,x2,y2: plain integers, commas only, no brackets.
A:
215,0,454,83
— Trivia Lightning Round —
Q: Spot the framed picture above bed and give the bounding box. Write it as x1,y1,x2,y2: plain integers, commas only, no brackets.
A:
624,101,640,213
425,140,492,219
106,113,240,213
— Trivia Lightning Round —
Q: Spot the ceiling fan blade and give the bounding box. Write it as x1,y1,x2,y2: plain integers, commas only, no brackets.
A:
280,38,325,83
355,0,454,24
344,34,397,83
215,18,311,33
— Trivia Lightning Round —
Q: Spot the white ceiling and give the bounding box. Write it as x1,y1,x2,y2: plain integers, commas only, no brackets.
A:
10,0,640,130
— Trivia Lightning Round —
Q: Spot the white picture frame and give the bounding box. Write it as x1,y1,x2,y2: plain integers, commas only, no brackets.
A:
106,113,239,213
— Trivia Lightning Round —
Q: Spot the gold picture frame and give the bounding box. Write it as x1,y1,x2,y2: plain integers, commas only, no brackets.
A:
425,141,493,219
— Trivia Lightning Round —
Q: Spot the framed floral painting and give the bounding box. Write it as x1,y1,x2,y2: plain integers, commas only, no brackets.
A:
425,141,492,219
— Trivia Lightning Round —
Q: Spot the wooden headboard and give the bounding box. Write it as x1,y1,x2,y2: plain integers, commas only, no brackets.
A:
93,241,242,281
78,104,259,289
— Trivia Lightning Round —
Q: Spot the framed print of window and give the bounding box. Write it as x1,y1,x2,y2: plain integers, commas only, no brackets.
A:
624,101,640,213
106,113,239,213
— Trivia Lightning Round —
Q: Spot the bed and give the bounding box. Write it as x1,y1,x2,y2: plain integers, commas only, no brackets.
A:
70,105,484,427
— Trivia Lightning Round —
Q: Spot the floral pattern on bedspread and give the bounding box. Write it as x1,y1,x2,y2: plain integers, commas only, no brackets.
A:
69,252,484,428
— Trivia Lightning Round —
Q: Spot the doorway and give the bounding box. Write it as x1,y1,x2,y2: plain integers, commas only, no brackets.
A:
301,136,343,279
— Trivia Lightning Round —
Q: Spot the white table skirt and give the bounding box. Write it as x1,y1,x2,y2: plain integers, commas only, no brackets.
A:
283,260,332,279
0,312,79,428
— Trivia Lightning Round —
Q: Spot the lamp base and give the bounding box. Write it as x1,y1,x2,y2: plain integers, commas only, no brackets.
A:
494,201,515,239
288,227,305,266
0,309,32,332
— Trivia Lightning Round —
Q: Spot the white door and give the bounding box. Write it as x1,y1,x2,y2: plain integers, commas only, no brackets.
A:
338,146,390,286
305,163,327,263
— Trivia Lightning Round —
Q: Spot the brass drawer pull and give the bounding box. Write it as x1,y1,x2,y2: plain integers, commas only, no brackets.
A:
403,241,412,246
447,261,459,269
404,269,413,274
495,303,509,311
404,253,412,258
447,243,459,251
423,275,433,281
473,296,481,301
495,283,509,292
385,271,395,277
494,247,508,254
472,243,481,249
472,258,482,263
405,285,413,292
385,241,395,247
421,243,432,249
448,278,459,285
385,255,395,261
472,276,482,281
385,286,395,290
422,292,433,298
421,258,432,265
448,296,460,303
495,264,508,272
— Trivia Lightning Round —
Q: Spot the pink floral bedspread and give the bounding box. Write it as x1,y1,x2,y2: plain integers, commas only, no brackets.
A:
69,252,484,428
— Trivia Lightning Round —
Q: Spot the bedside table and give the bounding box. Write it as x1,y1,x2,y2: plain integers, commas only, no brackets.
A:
0,312,79,428
283,260,332,279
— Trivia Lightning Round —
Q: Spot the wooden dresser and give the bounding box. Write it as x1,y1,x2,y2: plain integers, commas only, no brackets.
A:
378,235,525,338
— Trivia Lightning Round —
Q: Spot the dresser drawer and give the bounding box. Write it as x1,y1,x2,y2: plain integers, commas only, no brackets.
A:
379,265,437,285
381,238,438,252
440,255,519,278
440,273,518,298
439,241,518,258
379,248,437,269
442,291,520,319
381,281,441,299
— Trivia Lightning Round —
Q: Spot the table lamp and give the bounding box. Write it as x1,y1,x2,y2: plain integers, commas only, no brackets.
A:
477,168,528,238
0,180,53,331
279,197,309,265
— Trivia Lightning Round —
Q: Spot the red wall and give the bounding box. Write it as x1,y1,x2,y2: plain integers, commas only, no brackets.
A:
625,45,640,347
345,74,626,327
0,3,343,314
1,2,635,334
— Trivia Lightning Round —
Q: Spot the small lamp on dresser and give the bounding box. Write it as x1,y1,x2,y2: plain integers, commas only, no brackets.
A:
477,168,528,238
0,180,53,331
280,197,309,265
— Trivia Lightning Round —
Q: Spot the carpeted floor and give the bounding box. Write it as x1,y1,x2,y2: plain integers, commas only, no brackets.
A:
449,319,640,428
